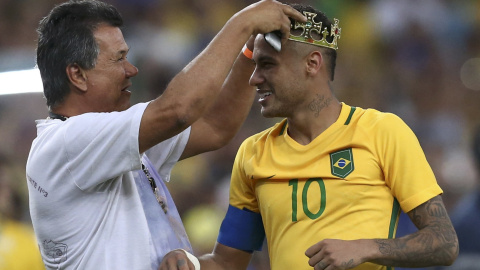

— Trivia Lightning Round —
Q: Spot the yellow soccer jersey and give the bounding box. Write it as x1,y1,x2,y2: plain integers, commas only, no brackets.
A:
228,103,443,270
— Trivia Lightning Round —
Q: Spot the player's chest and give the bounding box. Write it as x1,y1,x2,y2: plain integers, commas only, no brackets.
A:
250,146,388,223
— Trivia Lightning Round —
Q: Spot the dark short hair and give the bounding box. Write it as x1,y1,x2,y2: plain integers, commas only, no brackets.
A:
36,0,123,109
288,4,337,81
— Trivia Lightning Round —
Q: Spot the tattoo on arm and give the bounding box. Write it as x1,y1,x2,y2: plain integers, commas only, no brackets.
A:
373,196,458,267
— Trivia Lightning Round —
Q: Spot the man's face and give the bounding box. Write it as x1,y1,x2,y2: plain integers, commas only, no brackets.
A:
249,35,307,118
83,24,138,112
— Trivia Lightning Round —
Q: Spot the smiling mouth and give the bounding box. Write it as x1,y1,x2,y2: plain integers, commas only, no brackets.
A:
259,91,272,99
121,84,132,92
258,90,272,102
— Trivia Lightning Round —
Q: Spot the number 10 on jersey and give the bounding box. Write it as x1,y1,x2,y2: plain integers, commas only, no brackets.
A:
289,178,326,222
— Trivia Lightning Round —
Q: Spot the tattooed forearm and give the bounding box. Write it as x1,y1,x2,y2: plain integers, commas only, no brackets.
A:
410,197,458,245
308,94,332,117
371,196,458,267
410,197,450,227
425,197,448,219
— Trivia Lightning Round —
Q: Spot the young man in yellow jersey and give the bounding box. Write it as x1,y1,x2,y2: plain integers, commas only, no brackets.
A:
160,4,459,270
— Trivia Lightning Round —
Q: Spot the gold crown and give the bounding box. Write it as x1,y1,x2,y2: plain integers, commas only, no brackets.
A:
288,11,341,50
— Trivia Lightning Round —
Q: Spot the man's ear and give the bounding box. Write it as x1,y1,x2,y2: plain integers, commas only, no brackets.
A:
66,63,88,92
306,51,323,76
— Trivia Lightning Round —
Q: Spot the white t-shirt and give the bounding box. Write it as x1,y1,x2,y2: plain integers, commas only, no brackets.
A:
26,102,192,270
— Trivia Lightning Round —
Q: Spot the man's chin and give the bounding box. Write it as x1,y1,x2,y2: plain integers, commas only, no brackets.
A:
117,101,131,112
260,108,276,118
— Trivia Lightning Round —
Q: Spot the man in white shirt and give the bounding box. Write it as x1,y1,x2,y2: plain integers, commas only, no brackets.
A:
26,0,305,269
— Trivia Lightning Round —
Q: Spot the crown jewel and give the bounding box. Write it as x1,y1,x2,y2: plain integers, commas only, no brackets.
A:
288,11,341,50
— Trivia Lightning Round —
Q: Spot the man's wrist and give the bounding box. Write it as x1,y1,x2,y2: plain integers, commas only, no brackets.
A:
242,44,253,59
180,249,200,270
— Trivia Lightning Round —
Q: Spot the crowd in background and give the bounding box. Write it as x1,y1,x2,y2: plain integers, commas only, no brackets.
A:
0,0,479,269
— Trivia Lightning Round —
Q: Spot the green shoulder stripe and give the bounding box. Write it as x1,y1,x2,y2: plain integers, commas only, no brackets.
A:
279,121,288,135
344,106,356,125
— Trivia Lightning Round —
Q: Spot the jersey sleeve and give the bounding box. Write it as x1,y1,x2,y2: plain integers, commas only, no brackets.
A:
229,139,260,212
376,113,443,212
145,126,191,182
217,139,266,251
63,103,148,190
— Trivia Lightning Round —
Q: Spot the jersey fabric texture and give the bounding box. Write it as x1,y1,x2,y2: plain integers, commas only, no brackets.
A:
26,102,192,270
222,103,443,270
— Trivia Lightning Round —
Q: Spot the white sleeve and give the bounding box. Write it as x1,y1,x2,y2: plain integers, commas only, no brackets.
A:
145,126,191,182
64,103,148,190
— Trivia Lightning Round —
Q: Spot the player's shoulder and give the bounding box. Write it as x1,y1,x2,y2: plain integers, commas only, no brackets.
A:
353,106,407,130
240,119,287,147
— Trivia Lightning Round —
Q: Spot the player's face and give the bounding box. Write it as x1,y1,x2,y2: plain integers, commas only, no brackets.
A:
83,25,138,112
250,35,308,118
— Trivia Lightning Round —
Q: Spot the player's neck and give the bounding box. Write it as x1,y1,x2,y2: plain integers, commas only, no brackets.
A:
287,99,341,145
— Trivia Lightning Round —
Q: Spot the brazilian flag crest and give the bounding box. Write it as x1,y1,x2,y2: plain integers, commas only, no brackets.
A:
330,148,354,178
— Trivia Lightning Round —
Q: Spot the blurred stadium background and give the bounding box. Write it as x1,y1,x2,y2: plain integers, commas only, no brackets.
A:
0,0,479,269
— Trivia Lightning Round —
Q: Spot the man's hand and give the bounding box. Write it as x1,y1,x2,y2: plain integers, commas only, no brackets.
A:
238,0,306,44
305,197,458,269
305,239,373,270
158,249,198,270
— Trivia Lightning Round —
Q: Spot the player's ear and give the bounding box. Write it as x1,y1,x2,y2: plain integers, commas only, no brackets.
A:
66,63,88,92
306,51,323,76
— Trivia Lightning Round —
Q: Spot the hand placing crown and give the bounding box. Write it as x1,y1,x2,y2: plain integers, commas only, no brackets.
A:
288,11,341,50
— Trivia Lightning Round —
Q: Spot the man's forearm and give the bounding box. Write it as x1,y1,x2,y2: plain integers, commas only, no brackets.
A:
370,197,458,267
371,228,457,267
201,51,256,145
140,1,306,152
140,17,254,153
151,16,254,127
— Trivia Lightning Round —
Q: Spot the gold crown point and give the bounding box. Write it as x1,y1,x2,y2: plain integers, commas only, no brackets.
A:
288,11,341,50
